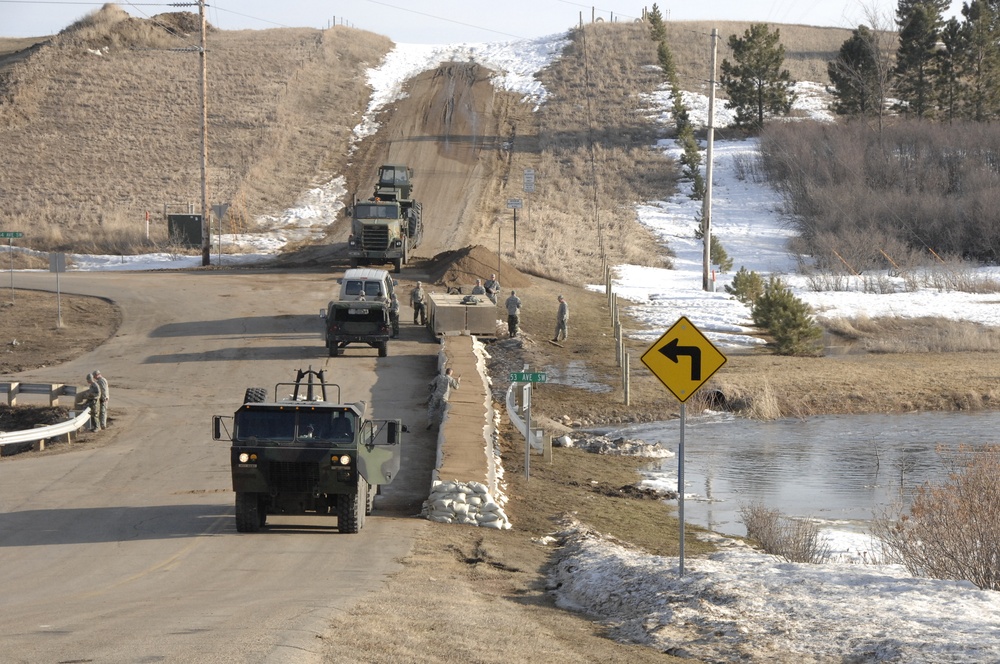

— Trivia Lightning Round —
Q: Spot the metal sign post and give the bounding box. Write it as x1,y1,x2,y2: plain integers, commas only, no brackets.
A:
506,198,522,255
49,252,66,328
1,232,23,305
511,370,547,480
641,316,727,576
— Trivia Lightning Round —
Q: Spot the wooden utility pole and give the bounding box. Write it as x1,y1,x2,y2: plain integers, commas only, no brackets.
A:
702,28,718,292
199,0,210,266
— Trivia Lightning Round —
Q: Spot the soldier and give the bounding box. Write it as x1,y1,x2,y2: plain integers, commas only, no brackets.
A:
426,367,461,430
483,273,500,304
505,290,522,337
471,279,486,296
553,294,569,342
388,293,400,338
93,369,109,429
410,281,427,325
80,373,101,431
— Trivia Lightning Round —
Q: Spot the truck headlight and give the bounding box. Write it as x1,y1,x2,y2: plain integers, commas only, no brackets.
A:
239,452,250,463
332,454,351,466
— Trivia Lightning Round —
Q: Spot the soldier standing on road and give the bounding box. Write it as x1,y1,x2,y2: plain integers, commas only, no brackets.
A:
553,294,569,342
80,373,101,431
484,273,500,304
410,281,427,325
471,279,486,296
505,290,522,338
388,294,400,338
94,369,109,429
426,367,461,430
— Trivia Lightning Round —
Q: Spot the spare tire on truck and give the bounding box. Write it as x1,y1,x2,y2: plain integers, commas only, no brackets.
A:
244,387,267,403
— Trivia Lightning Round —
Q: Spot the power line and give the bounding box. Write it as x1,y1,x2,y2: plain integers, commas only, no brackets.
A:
364,0,526,40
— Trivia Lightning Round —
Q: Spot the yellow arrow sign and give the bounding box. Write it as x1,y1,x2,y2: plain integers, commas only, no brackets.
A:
641,316,727,402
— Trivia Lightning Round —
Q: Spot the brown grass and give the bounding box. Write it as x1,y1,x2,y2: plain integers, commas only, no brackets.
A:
0,5,390,253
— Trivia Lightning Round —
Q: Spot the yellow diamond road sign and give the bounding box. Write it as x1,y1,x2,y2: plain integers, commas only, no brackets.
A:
641,316,727,403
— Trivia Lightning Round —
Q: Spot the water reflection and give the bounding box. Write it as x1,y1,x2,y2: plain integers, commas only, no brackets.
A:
610,411,1000,537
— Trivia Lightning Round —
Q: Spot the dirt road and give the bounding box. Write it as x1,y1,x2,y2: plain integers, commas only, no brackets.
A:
1,270,441,663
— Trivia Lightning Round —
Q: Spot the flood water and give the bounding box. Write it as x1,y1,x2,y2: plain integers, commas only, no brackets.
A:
608,411,1000,538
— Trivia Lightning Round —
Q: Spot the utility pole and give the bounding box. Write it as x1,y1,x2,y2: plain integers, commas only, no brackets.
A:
199,0,210,266
702,28,718,292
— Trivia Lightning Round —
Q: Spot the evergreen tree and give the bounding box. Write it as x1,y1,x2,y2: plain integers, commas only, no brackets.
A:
828,25,884,116
894,0,948,118
958,0,1000,121
720,24,796,129
751,277,823,356
647,3,667,42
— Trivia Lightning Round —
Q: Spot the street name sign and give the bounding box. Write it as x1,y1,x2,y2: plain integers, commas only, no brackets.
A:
641,316,726,402
0,232,24,238
510,371,546,383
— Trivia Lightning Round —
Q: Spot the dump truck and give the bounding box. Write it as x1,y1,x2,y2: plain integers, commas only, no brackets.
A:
347,164,423,273
212,367,403,533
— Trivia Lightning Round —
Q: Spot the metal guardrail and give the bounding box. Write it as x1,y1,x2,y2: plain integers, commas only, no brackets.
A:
0,409,92,450
0,381,78,406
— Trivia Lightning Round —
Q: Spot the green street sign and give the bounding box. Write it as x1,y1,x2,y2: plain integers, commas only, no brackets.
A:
0,232,24,238
509,372,546,383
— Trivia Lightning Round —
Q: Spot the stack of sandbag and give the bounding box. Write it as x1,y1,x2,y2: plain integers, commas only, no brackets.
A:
422,479,511,529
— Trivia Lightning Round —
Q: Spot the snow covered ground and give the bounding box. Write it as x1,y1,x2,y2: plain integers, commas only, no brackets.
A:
8,32,1000,663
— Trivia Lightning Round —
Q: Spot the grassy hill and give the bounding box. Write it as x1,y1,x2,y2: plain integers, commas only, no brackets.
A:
0,7,849,259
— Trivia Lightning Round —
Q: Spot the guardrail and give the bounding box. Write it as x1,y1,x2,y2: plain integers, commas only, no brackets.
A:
0,408,92,453
0,382,78,406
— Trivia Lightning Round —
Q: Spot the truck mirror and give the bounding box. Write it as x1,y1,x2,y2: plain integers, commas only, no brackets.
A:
387,421,400,445
344,206,352,217
213,416,222,440
319,308,327,319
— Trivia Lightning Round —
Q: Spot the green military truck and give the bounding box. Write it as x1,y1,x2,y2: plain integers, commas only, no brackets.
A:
347,164,423,273
321,299,391,357
212,368,403,533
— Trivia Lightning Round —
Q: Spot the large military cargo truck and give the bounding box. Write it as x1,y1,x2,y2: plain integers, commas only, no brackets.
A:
348,164,423,273
212,368,403,533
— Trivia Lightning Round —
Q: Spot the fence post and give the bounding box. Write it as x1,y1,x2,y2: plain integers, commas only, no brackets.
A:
623,352,630,405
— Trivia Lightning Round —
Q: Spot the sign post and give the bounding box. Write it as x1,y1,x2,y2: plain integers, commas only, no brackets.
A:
641,316,726,576
506,198,522,254
49,252,67,328
0,231,23,305
510,370,546,479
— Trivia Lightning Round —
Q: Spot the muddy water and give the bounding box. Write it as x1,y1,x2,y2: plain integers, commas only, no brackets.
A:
609,411,1000,537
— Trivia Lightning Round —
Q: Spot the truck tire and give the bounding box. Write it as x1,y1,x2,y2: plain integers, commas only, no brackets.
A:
392,257,402,273
350,258,359,268
378,341,388,357
235,492,262,533
244,387,267,403
337,477,367,533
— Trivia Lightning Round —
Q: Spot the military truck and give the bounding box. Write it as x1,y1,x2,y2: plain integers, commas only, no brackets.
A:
212,368,403,533
321,299,391,357
347,164,423,273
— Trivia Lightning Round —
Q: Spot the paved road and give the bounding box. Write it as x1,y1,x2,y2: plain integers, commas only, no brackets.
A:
1,269,440,663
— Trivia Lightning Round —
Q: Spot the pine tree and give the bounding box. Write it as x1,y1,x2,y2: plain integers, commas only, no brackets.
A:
751,277,823,356
894,0,948,118
720,24,796,129
725,266,765,305
647,3,667,43
828,25,884,117
958,0,1000,121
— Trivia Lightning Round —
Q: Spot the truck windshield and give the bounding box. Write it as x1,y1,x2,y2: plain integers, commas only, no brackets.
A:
235,409,356,443
355,203,398,219
379,167,408,186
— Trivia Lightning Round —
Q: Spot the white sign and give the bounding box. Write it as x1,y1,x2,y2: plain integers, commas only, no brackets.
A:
523,169,535,193
506,198,523,209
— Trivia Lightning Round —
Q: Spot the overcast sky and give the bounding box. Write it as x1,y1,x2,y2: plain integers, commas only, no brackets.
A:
0,0,970,43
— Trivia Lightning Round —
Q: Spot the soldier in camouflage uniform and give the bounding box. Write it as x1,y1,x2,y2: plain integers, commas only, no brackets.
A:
426,367,460,430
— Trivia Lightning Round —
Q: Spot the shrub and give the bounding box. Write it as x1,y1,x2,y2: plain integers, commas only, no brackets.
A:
710,235,734,273
739,501,830,563
752,276,823,355
872,445,1000,591
725,266,765,304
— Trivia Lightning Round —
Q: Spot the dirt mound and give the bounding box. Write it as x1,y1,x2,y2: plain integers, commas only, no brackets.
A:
425,245,533,291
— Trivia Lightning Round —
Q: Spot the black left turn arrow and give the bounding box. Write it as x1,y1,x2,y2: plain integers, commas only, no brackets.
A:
658,338,702,380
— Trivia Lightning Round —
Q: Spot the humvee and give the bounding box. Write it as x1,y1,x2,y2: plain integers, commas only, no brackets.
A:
212,368,402,533
321,299,391,357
